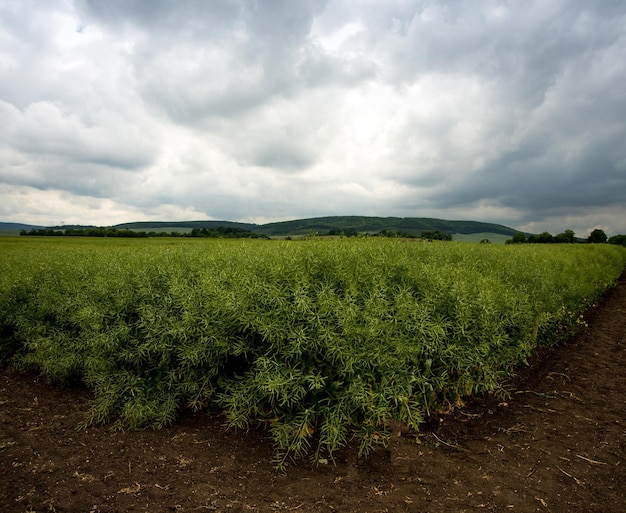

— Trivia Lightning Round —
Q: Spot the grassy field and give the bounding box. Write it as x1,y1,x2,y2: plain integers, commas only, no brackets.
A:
1,236,624,466
451,232,512,243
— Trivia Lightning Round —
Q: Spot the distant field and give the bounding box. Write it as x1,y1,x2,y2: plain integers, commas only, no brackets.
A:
452,232,512,243
1,237,624,466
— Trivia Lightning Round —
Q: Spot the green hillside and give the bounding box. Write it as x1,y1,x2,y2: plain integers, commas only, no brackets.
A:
114,220,258,232
0,222,45,235
113,217,518,237
1,216,520,238
253,216,519,237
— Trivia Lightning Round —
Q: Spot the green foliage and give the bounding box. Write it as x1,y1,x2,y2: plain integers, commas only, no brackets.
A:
528,232,555,244
608,234,626,247
255,216,518,237
21,227,149,237
555,230,576,243
506,232,527,244
509,229,578,245
20,225,266,239
587,228,608,244
188,226,266,238
420,230,452,241
1,237,625,467
372,229,419,238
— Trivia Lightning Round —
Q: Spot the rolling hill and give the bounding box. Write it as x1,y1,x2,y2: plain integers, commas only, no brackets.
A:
250,216,518,237
0,216,520,239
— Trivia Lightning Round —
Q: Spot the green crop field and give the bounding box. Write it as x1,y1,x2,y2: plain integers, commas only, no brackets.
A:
1,236,625,467
451,232,512,244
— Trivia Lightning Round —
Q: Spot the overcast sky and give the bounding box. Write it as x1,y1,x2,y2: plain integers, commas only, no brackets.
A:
1,0,625,236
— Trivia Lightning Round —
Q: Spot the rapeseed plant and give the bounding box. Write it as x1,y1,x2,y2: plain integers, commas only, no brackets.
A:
1,236,624,467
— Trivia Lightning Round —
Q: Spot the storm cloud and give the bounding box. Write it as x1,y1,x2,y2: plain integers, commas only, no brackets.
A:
1,0,625,236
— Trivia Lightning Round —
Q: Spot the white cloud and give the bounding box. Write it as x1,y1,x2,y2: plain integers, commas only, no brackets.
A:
1,0,625,235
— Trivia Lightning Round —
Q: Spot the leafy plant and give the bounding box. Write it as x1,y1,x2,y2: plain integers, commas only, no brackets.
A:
1,236,624,467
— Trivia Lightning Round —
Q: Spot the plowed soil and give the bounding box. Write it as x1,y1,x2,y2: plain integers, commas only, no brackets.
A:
1,273,625,513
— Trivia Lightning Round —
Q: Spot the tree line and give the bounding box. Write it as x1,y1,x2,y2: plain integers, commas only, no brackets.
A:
507,228,626,246
325,228,453,240
20,226,267,239
19,226,626,246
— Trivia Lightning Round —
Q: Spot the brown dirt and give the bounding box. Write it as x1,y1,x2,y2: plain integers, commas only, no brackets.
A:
1,274,625,513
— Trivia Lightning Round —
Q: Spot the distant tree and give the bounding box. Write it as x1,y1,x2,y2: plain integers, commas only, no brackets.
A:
421,230,452,241
480,239,491,244
555,229,575,243
527,232,554,244
375,229,418,239
507,232,527,244
587,229,607,244
21,228,63,236
539,232,554,243
608,234,626,247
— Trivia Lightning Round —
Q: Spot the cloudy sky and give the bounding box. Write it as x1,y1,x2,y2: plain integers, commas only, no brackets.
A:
1,0,625,236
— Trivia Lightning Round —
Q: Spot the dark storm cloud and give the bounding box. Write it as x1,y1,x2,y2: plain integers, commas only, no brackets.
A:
76,0,335,122
1,0,625,234
433,140,626,213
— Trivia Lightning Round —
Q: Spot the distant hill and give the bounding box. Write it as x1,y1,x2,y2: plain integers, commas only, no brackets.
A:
252,216,519,237
114,220,258,232
95,216,522,237
47,224,98,230
0,222,45,232
0,222,45,235
0,216,520,238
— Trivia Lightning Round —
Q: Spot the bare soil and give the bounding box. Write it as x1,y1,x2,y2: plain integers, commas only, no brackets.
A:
1,273,625,513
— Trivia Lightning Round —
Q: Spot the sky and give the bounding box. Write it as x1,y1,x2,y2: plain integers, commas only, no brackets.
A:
1,0,625,237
